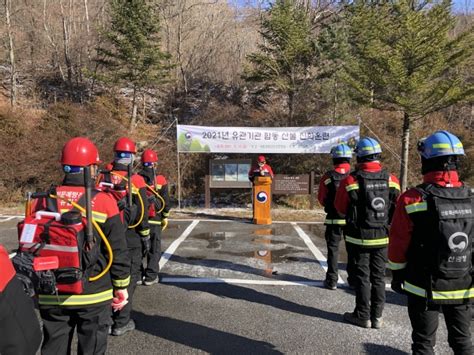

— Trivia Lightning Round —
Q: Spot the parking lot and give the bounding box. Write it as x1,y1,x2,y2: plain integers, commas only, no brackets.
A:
0,215,466,354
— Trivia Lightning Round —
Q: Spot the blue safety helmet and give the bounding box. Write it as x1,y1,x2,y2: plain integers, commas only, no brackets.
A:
330,143,352,159
354,137,382,158
417,130,464,159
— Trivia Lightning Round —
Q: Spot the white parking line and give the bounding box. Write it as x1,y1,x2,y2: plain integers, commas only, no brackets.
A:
168,218,324,224
169,218,235,223
0,215,325,224
161,277,394,291
0,216,20,222
292,222,344,285
275,221,324,225
159,220,200,270
161,277,323,286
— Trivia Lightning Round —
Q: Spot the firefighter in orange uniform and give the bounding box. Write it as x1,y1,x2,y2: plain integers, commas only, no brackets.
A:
138,149,171,285
0,244,42,355
32,137,131,354
97,137,150,336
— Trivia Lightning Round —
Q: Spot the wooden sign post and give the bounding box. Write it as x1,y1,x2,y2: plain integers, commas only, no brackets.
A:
253,176,272,225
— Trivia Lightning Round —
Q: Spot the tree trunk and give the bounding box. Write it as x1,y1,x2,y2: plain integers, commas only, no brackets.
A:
470,103,473,128
399,111,410,192
83,0,91,62
60,0,73,86
5,0,17,107
43,0,66,81
288,90,294,126
130,87,138,132
332,77,338,124
176,3,188,94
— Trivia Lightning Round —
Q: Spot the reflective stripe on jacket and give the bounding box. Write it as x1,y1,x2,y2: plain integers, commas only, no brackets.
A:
388,171,473,304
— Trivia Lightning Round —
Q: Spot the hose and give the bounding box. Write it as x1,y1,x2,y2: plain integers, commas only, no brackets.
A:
145,184,166,214
49,194,113,282
127,188,144,229
109,172,144,229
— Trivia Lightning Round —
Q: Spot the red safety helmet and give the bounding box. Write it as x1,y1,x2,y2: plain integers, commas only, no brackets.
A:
61,137,101,167
258,155,266,163
142,149,158,163
114,137,137,154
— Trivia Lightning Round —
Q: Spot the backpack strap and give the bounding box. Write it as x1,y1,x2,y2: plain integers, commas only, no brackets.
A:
102,170,112,184
45,186,59,213
414,183,431,200
72,189,100,215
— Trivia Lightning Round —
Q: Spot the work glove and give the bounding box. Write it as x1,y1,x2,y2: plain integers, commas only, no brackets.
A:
161,218,169,231
140,235,151,257
112,289,129,311
391,269,405,295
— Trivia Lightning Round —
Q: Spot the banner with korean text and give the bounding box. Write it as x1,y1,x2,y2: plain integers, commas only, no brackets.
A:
177,125,359,153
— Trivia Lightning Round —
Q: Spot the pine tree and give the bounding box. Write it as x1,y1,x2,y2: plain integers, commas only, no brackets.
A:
96,0,171,131
244,0,317,125
344,0,473,191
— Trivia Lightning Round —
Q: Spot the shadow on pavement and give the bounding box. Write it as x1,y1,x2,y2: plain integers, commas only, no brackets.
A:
132,311,282,354
340,286,407,307
168,255,319,283
363,343,409,354
169,281,343,323
177,211,252,222
385,290,408,307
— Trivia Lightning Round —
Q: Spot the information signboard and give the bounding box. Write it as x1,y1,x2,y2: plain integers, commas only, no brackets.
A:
272,175,310,195
209,159,252,188
205,160,316,208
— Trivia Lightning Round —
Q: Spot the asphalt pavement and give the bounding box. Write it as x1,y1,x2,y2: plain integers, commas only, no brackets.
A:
0,214,470,354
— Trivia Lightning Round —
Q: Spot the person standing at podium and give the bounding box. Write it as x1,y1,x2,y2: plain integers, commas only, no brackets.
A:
248,155,274,182
249,155,274,224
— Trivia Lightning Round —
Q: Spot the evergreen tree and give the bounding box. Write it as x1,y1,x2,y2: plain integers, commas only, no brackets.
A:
318,11,353,123
244,0,317,125
97,0,171,131
344,0,473,191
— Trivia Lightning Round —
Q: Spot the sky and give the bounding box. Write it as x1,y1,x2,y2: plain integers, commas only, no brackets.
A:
229,0,473,14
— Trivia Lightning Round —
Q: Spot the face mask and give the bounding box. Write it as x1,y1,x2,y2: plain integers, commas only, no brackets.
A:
115,151,134,165
63,165,83,174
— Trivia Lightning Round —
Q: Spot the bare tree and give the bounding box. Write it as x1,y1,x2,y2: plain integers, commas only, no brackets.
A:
5,0,17,106
157,0,259,92
59,0,73,85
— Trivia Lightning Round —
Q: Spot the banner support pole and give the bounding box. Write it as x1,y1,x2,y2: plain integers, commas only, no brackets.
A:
176,118,181,210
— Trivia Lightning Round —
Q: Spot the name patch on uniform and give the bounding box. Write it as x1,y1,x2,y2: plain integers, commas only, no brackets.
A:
438,203,473,219
366,182,388,190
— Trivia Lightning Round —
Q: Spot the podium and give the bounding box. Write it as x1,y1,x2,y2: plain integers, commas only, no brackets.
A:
252,176,272,225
